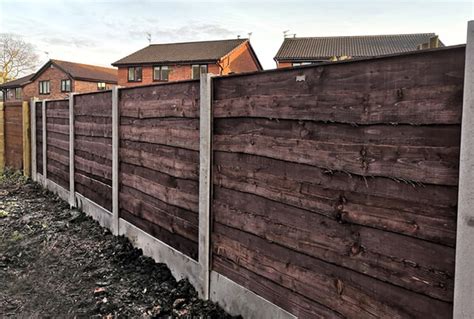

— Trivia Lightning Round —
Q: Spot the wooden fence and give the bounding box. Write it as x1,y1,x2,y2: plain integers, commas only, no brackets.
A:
0,101,30,174
28,43,471,319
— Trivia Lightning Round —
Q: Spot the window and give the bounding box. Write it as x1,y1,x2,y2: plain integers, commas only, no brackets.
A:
61,79,71,92
153,66,170,81
192,64,208,80
97,82,106,90
39,81,50,94
128,66,142,82
15,87,21,99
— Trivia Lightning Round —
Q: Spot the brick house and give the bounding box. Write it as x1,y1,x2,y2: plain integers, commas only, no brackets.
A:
0,59,118,102
112,39,262,86
274,33,443,68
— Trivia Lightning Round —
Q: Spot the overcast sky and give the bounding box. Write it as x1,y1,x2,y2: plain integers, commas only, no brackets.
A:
0,0,473,71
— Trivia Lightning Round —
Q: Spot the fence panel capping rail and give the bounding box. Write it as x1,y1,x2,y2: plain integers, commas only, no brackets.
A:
27,20,473,319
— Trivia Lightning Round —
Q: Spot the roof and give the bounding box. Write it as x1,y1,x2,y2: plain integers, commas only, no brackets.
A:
31,59,118,83
274,33,444,61
0,73,35,89
112,39,252,66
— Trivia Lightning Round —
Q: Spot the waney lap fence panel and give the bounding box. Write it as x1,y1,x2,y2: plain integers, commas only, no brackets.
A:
211,46,464,318
4,102,23,170
46,100,69,189
74,92,113,211
35,101,43,175
119,81,200,260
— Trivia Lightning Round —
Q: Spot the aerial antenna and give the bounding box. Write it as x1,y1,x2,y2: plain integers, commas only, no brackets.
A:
248,32,253,39
283,30,290,38
283,30,296,38
44,51,50,59
237,34,241,39
146,32,152,44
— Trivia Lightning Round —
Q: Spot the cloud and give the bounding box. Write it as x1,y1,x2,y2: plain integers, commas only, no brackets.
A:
39,36,97,48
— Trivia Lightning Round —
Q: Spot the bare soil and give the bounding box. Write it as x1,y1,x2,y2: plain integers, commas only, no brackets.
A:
0,172,237,318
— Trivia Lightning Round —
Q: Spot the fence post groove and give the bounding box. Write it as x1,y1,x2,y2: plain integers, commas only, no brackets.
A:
198,73,214,299
30,98,37,181
69,94,75,207
112,86,120,235
454,20,474,318
42,100,47,186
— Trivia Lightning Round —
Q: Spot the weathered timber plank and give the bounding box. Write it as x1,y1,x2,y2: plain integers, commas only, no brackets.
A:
75,122,112,138
120,81,199,119
213,47,464,124
213,255,343,319
75,171,112,211
74,92,112,117
214,152,457,246
120,209,198,260
75,155,112,181
213,187,454,301
120,191,198,242
75,136,112,161
120,163,198,212
215,118,461,147
213,133,459,185
120,118,199,151
120,140,198,180
213,223,452,319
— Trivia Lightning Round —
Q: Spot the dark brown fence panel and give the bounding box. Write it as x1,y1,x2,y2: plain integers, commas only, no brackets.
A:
36,102,43,174
4,102,23,170
119,81,200,260
74,92,112,211
46,100,69,189
211,47,464,318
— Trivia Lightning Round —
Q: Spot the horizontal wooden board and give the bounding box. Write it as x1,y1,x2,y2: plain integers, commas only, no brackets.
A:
120,81,199,119
120,162,198,213
120,209,198,260
213,186,454,302
213,47,464,125
214,124,460,186
214,152,457,246
75,171,112,211
213,223,452,319
120,117,199,151
75,136,112,161
120,140,198,180
74,91,112,117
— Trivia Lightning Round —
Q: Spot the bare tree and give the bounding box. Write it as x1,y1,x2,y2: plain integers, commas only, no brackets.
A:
0,34,39,84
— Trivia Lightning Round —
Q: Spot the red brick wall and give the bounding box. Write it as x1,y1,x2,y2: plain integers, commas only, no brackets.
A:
220,42,260,74
276,61,292,68
22,66,115,101
117,64,222,87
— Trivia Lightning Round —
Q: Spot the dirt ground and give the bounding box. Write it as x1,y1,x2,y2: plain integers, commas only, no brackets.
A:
0,171,238,318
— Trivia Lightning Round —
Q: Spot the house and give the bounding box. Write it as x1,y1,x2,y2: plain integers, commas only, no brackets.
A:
0,73,35,102
0,59,118,102
112,39,262,86
274,33,443,68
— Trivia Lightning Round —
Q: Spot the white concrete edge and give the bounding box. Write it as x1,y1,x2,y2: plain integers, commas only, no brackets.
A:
44,178,70,203
453,20,474,319
210,271,296,319
30,98,37,181
75,192,114,231
118,217,203,295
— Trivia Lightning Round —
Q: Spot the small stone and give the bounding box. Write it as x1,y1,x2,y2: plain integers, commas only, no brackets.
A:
94,287,107,294
173,298,186,308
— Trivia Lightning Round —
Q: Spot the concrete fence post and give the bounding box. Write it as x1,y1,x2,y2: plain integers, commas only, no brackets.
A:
69,94,75,207
112,86,120,235
198,73,214,299
454,20,474,318
30,98,37,181
0,102,4,173
42,100,47,186
22,101,31,177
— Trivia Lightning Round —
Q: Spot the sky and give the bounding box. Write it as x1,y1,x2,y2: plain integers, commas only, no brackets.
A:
0,0,473,72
